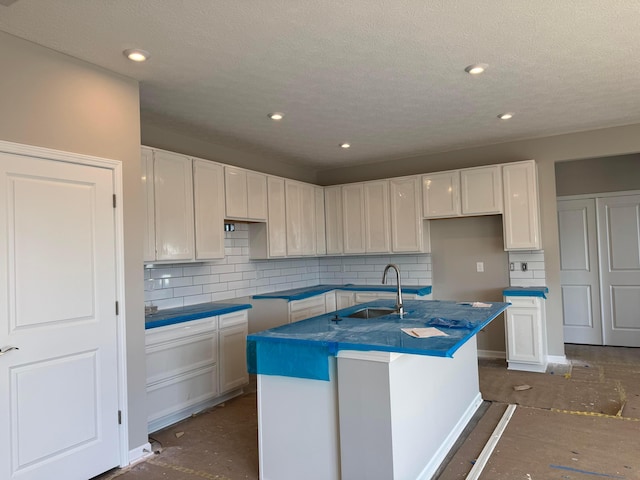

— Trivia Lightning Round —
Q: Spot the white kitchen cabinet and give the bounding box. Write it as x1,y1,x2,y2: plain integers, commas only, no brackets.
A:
289,295,327,323
364,180,391,253
145,316,219,433
145,310,249,433
342,183,366,254
324,186,344,255
504,296,547,372
193,159,225,260
141,147,156,262
249,176,287,259
224,166,267,221
153,150,195,261
285,180,316,256
219,311,250,394
460,165,502,215
422,170,460,218
502,160,541,250
335,291,355,309
390,176,430,253
315,187,327,255
324,290,337,313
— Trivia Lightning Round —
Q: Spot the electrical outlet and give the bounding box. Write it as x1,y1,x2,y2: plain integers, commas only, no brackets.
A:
476,262,484,273
521,262,528,272
509,262,515,271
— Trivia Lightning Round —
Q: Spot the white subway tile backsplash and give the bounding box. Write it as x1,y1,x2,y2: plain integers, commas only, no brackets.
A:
183,293,213,306
182,265,211,276
173,285,203,297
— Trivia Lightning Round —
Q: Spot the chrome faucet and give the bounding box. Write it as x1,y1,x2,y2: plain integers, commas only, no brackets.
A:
382,264,404,318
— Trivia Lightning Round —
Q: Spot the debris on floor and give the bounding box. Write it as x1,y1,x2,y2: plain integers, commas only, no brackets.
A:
513,384,532,391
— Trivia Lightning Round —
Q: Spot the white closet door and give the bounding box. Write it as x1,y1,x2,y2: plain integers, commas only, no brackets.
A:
558,198,602,344
0,152,120,480
598,194,640,347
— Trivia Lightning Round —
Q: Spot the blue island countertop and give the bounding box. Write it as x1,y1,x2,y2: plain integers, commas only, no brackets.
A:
502,286,548,299
247,299,509,381
252,284,432,301
145,302,252,329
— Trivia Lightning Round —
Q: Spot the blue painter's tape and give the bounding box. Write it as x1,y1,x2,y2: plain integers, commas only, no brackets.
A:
503,286,548,299
252,284,433,301
145,303,252,329
549,464,625,479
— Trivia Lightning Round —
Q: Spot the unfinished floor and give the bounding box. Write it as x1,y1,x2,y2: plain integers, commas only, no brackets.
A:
96,345,640,480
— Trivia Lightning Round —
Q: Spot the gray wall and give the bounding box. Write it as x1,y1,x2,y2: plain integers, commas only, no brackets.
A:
0,32,147,450
142,117,317,183
556,154,640,196
430,216,509,353
316,123,640,357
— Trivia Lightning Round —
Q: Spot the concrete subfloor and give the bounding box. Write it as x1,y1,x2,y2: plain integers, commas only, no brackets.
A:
96,345,640,480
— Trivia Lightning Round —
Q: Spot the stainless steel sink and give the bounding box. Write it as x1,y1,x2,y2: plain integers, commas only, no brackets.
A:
347,307,397,319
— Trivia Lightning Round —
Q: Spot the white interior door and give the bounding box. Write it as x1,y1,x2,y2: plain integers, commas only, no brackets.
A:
0,152,121,480
598,194,640,347
557,198,602,344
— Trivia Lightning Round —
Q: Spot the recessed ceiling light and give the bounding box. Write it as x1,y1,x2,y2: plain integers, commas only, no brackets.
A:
123,49,150,62
340,143,351,149
465,63,488,75
268,112,284,121
498,112,514,120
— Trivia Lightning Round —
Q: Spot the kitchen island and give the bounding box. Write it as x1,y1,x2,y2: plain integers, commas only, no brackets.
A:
247,299,510,480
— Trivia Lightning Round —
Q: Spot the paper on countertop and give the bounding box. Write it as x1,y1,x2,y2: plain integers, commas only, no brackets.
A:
457,301,492,308
401,327,449,338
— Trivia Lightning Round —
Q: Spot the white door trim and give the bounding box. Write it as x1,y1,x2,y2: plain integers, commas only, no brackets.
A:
0,139,130,467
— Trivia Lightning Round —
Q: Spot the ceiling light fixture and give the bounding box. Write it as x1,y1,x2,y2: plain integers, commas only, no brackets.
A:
123,49,150,62
465,63,488,75
340,143,351,149
268,112,284,121
498,112,514,120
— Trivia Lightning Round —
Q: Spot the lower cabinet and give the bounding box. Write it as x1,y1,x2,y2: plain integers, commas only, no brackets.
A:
145,310,249,433
504,296,547,372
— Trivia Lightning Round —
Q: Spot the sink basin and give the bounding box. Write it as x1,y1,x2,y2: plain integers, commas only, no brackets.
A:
347,307,397,319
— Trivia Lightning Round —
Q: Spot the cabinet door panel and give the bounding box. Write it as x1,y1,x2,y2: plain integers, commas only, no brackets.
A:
224,166,248,218
247,171,267,221
154,151,195,261
141,148,156,262
325,186,343,255
315,187,327,255
342,184,366,254
364,181,391,253
219,324,249,394
505,307,542,363
267,176,287,257
461,166,502,215
194,160,225,260
301,183,316,255
285,180,303,256
502,161,541,250
390,176,425,253
422,171,460,218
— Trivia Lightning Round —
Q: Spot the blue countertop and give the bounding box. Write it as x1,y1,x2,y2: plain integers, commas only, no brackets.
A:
145,302,252,329
247,299,510,381
503,286,548,299
252,284,433,301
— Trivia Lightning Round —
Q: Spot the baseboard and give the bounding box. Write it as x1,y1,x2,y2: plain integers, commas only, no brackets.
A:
416,393,483,480
547,354,569,365
129,442,153,465
477,349,506,359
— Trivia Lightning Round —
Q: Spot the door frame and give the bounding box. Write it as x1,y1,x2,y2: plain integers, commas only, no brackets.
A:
558,189,640,346
0,139,130,466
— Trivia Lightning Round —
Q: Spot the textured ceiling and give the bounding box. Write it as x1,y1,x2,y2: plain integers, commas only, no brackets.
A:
1,1,640,168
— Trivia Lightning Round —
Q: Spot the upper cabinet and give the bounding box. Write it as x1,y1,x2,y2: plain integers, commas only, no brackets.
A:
422,171,460,218
390,176,430,253
324,186,344,255
342,184,366,254
502,160,541,250
224,166,267,221
153,150,195,262
364,181,391,254
142,147,226,263
193,159,225,260
422,166,502,219
460,165,502,215
249,176,286,259
315,187,327,255
285,180,316,256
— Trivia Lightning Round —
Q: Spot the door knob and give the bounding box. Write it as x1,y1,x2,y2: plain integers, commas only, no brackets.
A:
0,346,19,356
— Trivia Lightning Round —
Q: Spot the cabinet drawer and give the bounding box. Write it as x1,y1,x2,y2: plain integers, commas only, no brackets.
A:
289,295,325,313
219,310,248,329
504,296,539,308
146,315,218,346
290,304,326,323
